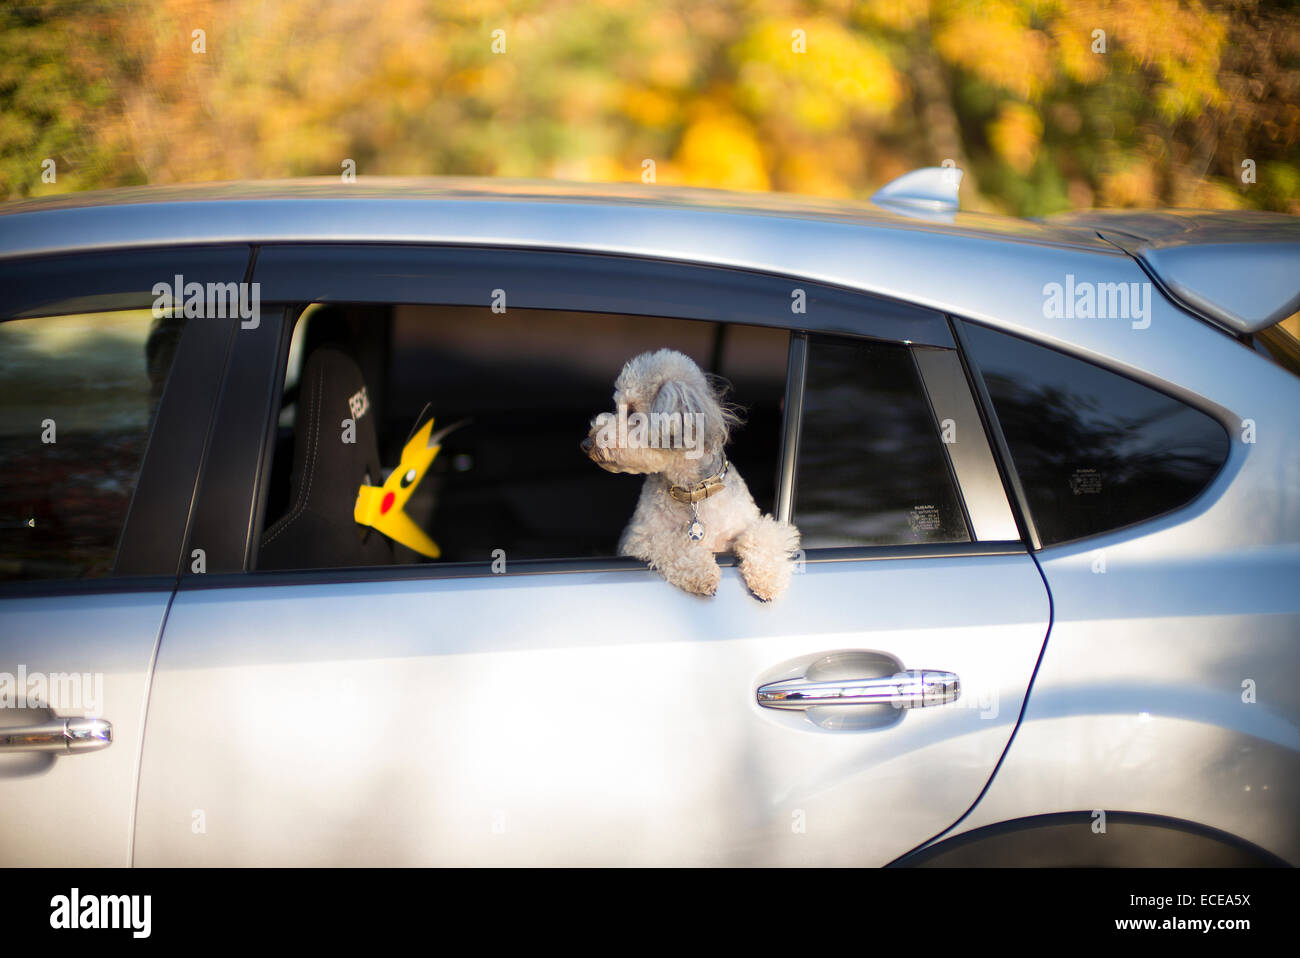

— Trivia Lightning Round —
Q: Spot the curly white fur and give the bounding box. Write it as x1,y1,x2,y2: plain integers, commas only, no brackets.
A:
583,349,801,600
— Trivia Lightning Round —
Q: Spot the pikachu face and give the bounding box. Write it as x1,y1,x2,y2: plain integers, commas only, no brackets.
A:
354,417,443,558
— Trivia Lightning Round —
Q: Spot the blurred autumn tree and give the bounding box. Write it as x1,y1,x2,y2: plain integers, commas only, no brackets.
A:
1,0,1296,214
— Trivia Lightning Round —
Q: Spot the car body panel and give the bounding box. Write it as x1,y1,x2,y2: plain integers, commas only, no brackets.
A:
918,303,1300,864
936,542,1300,864
133,553,1048,866
0,590,169,866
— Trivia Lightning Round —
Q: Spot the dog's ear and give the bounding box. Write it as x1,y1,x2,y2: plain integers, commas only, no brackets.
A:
652,376,741,454
651,379,704,419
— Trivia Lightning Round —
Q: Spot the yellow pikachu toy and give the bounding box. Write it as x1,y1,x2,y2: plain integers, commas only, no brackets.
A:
354,416,458,558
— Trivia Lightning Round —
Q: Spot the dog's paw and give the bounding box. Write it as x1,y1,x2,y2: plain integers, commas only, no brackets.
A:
742,564,789,602
735,516,798,601
684,563,722,597
666,559,721,597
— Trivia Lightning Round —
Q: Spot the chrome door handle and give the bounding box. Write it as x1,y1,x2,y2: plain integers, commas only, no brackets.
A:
0,717,112,753
757,670,960,710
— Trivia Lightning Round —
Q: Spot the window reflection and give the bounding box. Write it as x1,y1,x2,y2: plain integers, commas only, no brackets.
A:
795,337,968,547
964,323,1229,546
0,310,173,579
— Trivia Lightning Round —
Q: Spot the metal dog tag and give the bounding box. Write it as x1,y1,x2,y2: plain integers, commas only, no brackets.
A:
688,502,705,541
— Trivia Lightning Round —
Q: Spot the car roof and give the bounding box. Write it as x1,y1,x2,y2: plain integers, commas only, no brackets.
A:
0,176,1115,250
3,176,1295,340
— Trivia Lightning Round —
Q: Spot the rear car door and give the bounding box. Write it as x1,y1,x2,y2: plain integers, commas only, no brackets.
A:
0,247,247,865
132,246,1051,865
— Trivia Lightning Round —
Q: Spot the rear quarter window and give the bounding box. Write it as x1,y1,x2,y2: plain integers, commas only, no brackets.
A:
962,322,1230,546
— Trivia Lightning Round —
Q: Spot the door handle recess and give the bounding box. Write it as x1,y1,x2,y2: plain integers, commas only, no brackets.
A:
0,717,112,753
757,670,960,710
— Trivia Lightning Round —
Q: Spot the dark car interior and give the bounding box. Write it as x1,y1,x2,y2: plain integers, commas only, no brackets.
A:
258,303,789,569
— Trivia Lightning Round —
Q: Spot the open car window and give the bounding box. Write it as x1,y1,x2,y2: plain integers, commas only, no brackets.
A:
256,304,788,570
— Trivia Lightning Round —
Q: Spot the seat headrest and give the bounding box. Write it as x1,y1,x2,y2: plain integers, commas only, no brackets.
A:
259,345,394,570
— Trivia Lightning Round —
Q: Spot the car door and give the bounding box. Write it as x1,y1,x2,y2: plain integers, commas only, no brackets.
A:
0,246,248,865
132,245,1051,866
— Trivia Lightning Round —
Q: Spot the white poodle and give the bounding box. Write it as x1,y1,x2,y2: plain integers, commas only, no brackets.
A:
582,348,800,600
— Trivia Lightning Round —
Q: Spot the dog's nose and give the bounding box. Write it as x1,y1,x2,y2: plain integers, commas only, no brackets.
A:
580,437,594,454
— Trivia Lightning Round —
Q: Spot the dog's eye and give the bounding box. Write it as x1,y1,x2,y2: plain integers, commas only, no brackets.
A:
400,468,418,488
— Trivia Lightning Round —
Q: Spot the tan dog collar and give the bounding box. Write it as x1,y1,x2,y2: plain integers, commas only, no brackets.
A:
668,459,729,504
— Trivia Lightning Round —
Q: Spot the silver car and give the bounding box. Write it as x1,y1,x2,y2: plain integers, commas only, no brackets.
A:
1,172,1297,866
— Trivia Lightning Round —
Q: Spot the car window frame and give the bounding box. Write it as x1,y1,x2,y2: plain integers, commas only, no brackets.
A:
182,243,1027,585
780,331,1009,547
0,245,252,595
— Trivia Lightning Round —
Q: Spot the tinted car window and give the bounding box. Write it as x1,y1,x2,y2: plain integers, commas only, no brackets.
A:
963,322,1230,546
794,336,968,547
0,310,182,580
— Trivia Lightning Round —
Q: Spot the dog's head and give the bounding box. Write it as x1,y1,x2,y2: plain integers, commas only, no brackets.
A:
581,349,740,476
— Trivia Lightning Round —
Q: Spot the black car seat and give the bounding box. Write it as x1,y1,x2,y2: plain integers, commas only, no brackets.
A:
258,345,394,570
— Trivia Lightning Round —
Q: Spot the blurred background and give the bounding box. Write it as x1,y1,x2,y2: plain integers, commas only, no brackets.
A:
2,0,1296,214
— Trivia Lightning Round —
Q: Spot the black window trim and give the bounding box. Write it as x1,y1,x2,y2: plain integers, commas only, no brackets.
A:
249,243,958,348
181,304,290,575
0,244,254,323
0,244,253,591
177,244,1027,588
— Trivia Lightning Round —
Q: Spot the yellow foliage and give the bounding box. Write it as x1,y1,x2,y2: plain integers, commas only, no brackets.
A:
1099,161,1159,207
1046,0,1226,117
857,0,933,31
671,111,771,191
988,102,1042,173
1117,0,1226,117
639,13,698,90
3,0,1288,219
551,154,627,184
621,88,678,129
1048,2,1109,85
1179,177,1245,210
776,137,864,197
934,1,1051,101
733,17,903,133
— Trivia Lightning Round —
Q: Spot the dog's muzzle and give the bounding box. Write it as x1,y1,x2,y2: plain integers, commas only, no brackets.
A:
579,434,603,462
582,435,623,472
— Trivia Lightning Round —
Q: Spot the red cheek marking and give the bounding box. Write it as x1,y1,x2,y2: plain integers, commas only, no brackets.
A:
380,491,396,515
